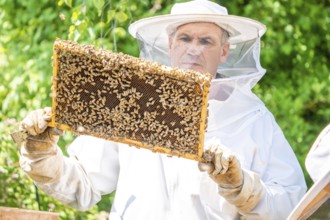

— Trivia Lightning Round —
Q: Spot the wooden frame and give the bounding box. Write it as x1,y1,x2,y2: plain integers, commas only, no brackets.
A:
49,39,211,161
0,207,59,220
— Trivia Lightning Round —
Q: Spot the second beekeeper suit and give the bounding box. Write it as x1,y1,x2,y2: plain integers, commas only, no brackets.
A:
288,124,330,219
19,0,307,219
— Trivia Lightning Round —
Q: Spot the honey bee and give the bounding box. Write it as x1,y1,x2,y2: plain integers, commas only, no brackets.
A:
52,39,211,161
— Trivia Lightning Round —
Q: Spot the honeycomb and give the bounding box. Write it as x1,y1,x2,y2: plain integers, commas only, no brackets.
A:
49,39,211,161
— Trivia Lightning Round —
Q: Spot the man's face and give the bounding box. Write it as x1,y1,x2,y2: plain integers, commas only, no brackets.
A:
168,22,229,78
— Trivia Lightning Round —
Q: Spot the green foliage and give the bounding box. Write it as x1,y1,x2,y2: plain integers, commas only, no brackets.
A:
0,0,329,218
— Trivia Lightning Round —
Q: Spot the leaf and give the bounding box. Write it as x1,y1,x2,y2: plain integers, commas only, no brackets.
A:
93,0,105,15
64,0,72,8
71,10,79,22
115,11,128,23
107,10,116,23
112,27,127,38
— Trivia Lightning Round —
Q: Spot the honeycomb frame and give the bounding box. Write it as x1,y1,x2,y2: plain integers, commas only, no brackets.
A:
49,39,211,161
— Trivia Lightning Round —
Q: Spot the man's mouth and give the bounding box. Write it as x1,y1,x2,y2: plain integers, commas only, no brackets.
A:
180,62,202,68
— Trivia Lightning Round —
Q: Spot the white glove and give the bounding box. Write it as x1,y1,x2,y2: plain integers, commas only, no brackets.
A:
199,144,243,189
199,143,265,213
19,107,64,184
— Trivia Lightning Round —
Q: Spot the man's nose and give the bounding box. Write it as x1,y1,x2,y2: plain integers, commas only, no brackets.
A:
186,43,204,56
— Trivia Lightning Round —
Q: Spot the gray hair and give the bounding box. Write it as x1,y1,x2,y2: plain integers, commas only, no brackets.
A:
220,27,230,44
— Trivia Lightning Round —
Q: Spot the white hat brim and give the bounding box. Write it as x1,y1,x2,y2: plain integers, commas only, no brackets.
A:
129,14,266,44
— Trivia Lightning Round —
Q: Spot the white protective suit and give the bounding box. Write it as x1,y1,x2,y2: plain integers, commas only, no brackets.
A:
21,1,307,220
305,124,330,182
34,90,307,220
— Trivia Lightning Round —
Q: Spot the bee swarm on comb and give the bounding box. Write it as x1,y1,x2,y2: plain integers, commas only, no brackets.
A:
49,39,211,161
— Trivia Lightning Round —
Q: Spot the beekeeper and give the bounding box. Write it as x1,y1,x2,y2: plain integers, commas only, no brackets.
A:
19,0,307,219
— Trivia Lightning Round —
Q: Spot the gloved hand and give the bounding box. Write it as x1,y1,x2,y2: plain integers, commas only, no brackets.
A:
19,107,62,155
198,144,243,189
19,107,64,183
199,143,265,213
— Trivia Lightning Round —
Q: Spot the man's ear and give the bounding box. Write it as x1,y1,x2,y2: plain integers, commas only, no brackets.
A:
219,42,230,64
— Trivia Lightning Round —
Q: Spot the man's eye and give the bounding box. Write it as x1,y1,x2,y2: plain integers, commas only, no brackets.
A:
179,37,191,42
200,39,211,45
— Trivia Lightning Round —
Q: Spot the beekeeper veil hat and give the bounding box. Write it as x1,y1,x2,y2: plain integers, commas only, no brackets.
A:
129,0,267,100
